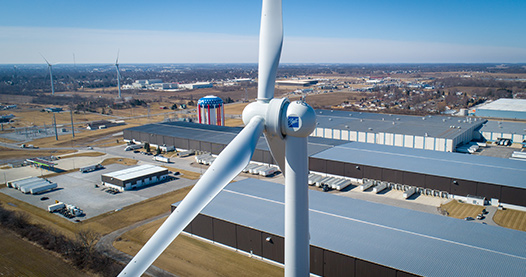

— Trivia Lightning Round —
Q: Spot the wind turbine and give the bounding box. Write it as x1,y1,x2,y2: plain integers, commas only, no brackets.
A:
118,0,316,276
41,54,55,95
115,51,122,99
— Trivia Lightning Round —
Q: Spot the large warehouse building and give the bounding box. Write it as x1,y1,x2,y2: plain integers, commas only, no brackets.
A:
311,110,485,152
478,120,526,143
101,164,169,192
173,179,526,277
123,121,526,208
475,98,526,120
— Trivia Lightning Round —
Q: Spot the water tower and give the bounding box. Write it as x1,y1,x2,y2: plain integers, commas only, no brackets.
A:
197,95,225,126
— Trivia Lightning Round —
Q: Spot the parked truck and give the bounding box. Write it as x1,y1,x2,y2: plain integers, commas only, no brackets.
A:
125,144,142,151
48,202,65,212
153,155,170,163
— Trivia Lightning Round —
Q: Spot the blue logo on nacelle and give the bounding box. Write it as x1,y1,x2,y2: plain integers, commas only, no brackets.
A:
288,116,300,128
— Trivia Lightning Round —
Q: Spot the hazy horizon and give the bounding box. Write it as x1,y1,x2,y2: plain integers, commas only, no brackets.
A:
2,0,526,64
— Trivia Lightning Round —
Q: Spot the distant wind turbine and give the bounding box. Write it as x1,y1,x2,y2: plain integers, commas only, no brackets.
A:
40,54,55,95
115,51,122,99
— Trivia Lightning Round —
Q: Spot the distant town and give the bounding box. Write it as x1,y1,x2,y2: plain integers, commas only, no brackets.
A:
1,63,526,276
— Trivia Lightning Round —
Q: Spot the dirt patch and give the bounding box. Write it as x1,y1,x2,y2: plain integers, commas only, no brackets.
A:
440,200,484,219
115,218,283,277
494,208,526,232
100,158,138,166
162,166,201,180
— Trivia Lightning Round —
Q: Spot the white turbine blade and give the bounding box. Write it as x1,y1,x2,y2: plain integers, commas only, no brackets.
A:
257,0,283,102
264,131,286,173
119,116,265,277
116,49,120,65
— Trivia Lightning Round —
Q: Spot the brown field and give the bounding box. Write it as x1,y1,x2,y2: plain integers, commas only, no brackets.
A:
115,218,283,277
440,200,485,219
0,227,89,277
162,165,201,180
60,151,106,158
100,157,138,166
24,124,130,149
0,146,74,163
493,208,526,232
6,109,110,128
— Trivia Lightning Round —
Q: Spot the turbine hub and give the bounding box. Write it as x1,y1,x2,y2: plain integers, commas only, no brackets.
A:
242,97,316,139
284,100,316,137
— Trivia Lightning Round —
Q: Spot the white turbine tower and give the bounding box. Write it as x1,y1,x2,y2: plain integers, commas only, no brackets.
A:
41,54,55,96
118,0,315,276
115,51,122,99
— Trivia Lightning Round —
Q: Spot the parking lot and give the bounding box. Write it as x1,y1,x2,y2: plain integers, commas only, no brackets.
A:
0,163,196,221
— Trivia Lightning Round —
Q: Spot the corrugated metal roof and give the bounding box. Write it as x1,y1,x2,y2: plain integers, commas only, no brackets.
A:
126,121,344,154
478,99,526,112
312,141,526,189
102,164,167,181
187,179,526,277
480,120,526,135
315,109,485,139
125,121,526,189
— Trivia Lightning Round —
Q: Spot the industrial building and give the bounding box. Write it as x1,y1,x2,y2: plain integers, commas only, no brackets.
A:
475,98,526,120
197,95,225,126
311,110,486,152
478,120,526,144
173,179,526,277
123,121,526,207
178,82,213,90
101,164,169,192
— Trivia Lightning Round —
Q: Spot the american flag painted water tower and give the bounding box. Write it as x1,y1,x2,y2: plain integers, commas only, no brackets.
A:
197,95,225,126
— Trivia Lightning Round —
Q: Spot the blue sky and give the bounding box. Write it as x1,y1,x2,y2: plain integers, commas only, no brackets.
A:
1,0,526,64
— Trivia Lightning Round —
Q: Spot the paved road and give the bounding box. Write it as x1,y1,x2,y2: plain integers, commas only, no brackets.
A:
95,212,176,277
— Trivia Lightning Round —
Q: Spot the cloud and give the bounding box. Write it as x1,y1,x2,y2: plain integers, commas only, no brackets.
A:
1,26,525,64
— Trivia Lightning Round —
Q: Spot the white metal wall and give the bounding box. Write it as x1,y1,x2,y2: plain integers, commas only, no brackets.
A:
311,127,455,152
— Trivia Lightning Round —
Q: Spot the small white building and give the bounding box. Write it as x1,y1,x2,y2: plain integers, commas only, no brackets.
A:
101,164,169,191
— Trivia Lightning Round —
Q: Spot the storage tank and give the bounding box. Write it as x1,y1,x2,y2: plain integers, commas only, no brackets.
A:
197,95,224,126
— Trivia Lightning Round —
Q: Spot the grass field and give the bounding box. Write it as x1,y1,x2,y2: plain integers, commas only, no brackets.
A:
0,227,89,277
440,200,484,219
114,218,283,277
494,208,526,232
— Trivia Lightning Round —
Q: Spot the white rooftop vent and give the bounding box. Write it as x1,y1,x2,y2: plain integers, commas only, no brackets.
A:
328,118,332,121
345,125,349,128
368,128,373,131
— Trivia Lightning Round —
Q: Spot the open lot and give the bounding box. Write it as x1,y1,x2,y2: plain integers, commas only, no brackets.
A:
0,163,196,221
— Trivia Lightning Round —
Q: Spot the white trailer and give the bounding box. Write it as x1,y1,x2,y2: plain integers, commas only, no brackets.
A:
124,144,142,151
308,174,324,185
159,145,175,152
259,166,278,177
334,179,352,191
153,155,170,163
30,183,57,194
403,187,417,199
48,202,65,212
243,163,259,173
250,165,267,175
372,182,387,194
316,176,333,187
359,180,375,191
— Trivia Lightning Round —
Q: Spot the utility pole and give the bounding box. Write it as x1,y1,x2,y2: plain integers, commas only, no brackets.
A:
53,113,58,141
70,110,75,138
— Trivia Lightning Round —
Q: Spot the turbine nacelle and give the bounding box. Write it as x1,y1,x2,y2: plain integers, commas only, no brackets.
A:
242,98,316,139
